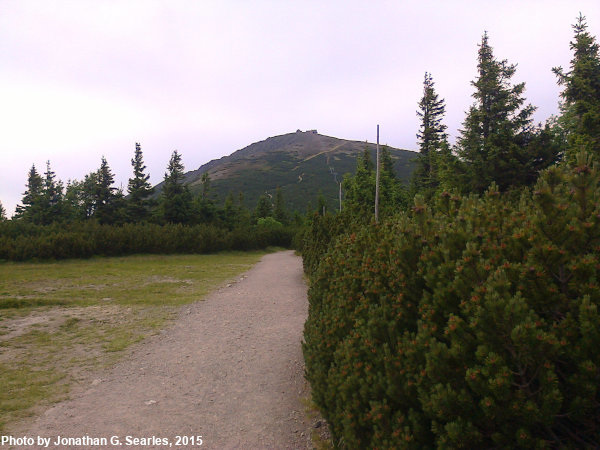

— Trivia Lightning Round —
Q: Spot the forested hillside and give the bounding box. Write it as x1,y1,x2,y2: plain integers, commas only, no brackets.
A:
302,16,600,447
162,130,415,212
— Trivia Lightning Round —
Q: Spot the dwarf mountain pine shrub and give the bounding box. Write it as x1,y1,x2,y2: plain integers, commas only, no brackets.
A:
303,152,600,447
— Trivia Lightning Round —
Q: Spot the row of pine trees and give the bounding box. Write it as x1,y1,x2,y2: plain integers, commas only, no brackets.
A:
1,144,294,229
411,15,598,199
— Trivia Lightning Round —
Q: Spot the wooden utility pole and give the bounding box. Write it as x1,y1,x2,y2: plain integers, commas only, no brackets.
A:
375,124,380,223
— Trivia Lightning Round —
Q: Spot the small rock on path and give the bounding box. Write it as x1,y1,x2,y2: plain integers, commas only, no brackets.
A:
20,251,313,449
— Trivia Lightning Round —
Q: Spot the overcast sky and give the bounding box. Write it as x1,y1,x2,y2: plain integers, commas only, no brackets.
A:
1,1,599,216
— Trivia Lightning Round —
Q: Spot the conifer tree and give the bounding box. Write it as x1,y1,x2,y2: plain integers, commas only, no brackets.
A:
220,192,237,229
316,192,327,216
0,200,6,221
235,191,252,227
274,187,288,224
255,193,273,219
82,172,99,219
94,157,118,224
41,160,64,224
63,179,83,221
194,172,217,223
457,32,536,193
200,172,211,200
127,142,154,222
413,72,448,194
554,14,600,157
343,149,375,217
161,150,193,224
14,164,44,222
111,186,128,225
343,147,402,217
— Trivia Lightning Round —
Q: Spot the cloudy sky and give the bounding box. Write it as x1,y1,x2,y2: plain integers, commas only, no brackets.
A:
1,1,599,216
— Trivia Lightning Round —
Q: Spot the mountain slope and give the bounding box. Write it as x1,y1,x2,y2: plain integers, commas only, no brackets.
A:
178,130,417,212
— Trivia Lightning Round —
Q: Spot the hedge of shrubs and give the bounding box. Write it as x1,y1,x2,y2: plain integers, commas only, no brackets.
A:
302,153,600,447
0,221,297,261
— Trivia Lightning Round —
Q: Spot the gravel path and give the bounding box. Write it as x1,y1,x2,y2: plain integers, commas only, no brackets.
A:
20,251,314,449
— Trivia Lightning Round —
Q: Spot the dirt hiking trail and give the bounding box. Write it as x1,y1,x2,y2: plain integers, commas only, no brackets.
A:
19,251,316,449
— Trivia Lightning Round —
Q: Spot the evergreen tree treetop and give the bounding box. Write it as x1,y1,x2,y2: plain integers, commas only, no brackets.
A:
22,164,44,204
94,156,119,224
43,161,58,200
127,142,154,222
163,150,185,189
97,156,116,198
417,72,447,155
413,72,448,196
457,31,537,193
200,172,211,200
128,142,152,197
553,14,600,156
161,150,193,224
255,192,273,219
41,160,64,224
14,164,44,222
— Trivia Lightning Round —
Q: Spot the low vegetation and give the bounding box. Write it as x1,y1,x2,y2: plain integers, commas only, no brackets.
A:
0,251,265,432
0,221,295,262
304,156,600,447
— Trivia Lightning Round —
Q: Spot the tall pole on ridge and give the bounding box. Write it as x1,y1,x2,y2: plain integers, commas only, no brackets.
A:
375,124,380,223
339,180,342,213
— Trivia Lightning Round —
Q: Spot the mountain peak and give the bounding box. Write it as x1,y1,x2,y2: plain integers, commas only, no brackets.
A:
177,131,416,211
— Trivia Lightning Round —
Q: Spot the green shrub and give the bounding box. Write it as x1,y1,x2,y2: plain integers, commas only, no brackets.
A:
0,221,298,261
256,217,283,228
303,153,600,447
301,212,358,276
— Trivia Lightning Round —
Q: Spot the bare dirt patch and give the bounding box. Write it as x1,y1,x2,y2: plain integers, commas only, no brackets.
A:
0,305,126,344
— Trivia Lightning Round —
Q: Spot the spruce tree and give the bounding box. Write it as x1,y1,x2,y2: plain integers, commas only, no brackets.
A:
127,142,154,222
274,187,288,224
14,164,44,222
194,172,217,223
413,72,448,194
94,156,118,224
342,149,375,217
63,174,98,221
457,32,536,193
63,179,83,221
343,147,401,218
221,192,237,229
161,150,193,224
0,200,6,221
255,193,273,219
82,172,99,219
200,172,211,200
316,192,327,216
554,14,600,157
41,160,64,224
236,191,252,227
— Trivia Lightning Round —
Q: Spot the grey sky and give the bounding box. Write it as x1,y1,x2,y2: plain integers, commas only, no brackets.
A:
1,1,599,215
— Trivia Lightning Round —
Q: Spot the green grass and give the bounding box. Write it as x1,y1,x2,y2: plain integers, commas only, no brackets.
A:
0,251,267,432
0,252,264,309
0,364,67,431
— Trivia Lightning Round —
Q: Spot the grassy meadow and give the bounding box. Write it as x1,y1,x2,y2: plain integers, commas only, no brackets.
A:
0,251,267,432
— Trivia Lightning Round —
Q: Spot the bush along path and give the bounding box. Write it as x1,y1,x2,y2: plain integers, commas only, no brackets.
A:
303,153,600,448
18,251,314,449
